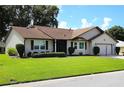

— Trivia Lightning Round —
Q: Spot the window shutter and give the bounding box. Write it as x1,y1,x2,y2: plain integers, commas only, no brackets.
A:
31,40,34,50
46,41,48,50
85,42,87,50
71,42,73,47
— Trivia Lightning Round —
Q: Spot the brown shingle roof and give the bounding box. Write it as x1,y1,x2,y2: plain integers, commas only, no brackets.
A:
72,27,95,39
37,26,73,40
12,26,102,40
13,26,52,39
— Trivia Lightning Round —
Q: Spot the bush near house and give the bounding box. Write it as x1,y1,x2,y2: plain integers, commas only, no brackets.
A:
16,44,25,58
27,52,32,57
7,48,17,56
32,52,66,58
68,47,76,55
115,47,120,55
93,46,100,55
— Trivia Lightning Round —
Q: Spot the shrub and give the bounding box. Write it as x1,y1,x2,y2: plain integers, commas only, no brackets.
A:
27,52,32,57
79,52,83,55
68,47,75,55
16,44,24,58
32,52,66,58
7,48,17,56
93,46,100,55
115,47,120,55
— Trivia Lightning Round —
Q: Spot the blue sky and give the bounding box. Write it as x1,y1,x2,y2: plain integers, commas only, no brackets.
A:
57,5,124,30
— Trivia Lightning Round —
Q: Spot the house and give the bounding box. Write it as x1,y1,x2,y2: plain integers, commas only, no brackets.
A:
116,40,124,55
5,26,117,56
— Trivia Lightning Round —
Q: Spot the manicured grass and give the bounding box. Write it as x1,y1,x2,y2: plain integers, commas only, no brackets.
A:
0,54,124,85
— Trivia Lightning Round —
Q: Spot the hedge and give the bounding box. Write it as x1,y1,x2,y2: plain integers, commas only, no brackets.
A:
32,52,66,58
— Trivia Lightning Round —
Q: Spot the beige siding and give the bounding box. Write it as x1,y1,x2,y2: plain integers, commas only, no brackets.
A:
91,33,117,55
85,41,91,54
79,28,101,40
25,39,53,55
5,30,24,53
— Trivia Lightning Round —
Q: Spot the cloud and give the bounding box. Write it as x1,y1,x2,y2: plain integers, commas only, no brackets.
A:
71,27,77,30
58,21,68,28
81,18,92,28
101,17,112,30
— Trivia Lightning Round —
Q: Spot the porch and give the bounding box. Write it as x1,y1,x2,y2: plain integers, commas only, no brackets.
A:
24,39,89,56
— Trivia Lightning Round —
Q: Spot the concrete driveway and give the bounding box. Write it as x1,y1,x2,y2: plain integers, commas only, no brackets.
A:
111,56,124,59
8,71,124,87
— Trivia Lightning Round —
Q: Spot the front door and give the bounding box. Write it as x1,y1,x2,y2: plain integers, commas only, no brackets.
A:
56,40,67,53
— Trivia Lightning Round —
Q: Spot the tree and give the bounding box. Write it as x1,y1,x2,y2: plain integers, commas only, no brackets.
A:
0,5,59,40
0,6,10,40
33,5,59,28
106,25,124,41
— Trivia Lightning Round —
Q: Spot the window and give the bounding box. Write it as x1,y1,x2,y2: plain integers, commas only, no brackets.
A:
79,42,84,49
34,40,46,50
74,42,77,49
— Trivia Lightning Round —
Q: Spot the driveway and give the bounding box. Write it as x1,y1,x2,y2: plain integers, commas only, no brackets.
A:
8,71,124,87
111,56,124,59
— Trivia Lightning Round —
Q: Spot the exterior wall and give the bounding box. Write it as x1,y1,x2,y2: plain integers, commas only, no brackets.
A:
79,28,101,40
5,30,24,53
91,33,117,55
67,39,88,55
86,41,91,54
25,39,53,55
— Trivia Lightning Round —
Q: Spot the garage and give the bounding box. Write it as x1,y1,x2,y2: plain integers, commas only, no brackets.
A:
91,32,117,56
96,43,112,56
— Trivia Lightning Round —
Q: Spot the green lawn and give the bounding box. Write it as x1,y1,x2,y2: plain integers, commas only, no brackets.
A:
0,54,124,85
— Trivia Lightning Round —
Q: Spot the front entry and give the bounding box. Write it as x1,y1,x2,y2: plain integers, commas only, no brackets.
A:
56,40,67,53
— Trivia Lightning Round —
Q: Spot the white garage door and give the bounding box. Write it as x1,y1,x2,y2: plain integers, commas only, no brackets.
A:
96,44,112,56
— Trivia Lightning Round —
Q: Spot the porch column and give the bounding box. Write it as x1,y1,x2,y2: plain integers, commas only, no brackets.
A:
54,39,57,52
84,41,86,54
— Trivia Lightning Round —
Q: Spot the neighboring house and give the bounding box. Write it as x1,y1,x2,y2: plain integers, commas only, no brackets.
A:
0,41,5,53
116,40,124,55
5,26,117,56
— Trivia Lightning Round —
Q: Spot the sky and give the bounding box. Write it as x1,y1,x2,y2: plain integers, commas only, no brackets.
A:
57,5,124,30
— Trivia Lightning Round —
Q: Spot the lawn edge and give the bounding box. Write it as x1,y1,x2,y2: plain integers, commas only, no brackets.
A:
1,69,124,86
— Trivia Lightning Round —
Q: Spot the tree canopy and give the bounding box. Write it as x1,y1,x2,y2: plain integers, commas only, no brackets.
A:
106,25,124,41
0,5,59,40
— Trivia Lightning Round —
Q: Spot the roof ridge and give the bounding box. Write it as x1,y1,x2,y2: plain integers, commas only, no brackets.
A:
36,27,55,39
36,25,74,31
71,26,98,39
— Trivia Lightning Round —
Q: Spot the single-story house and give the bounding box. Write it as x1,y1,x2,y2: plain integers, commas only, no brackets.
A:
116,40,124,55
5,26,117,56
